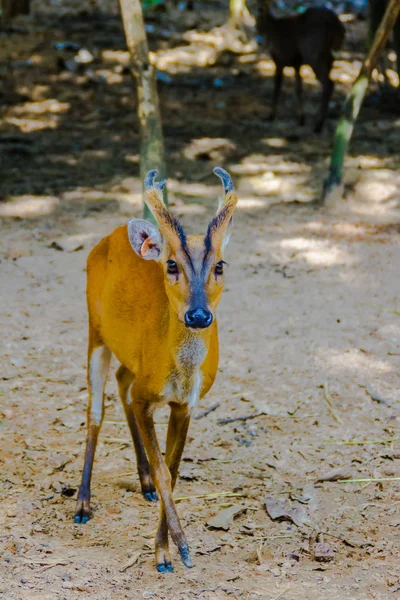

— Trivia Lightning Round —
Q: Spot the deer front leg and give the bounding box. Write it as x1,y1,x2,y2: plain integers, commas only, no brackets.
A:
155,402,191,572
133,400,191,572
75,342,111,523
116,365,157,502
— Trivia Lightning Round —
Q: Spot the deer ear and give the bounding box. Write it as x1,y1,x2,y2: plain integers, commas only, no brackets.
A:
127,219,163,261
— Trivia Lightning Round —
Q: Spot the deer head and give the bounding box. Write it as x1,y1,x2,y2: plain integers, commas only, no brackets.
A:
128,168,238,330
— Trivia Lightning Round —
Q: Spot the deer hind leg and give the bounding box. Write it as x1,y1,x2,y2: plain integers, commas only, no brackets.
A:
295,66,305,126
155,402,191,572
116,365,157,502
269,63,283,122
74,336,111,524
313,57,334,133
133,399,192,572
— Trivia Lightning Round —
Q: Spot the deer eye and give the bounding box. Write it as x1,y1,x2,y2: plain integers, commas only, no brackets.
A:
166,260,179,275
215,261,225,276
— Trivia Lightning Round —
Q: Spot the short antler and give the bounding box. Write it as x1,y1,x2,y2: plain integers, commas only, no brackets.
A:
143,170,184,252
144,169,167,194
213,167,237,216
214,167,234,195
205,167,238,252
143,169,169,223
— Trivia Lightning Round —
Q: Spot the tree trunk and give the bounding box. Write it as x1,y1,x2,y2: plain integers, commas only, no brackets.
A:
323,0,400,203
369,0,400,81
119,0,167,220
229,0,250,28
224,0,257,52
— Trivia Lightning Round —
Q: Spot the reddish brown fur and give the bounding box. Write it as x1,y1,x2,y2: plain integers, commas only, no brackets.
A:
74,169,238,573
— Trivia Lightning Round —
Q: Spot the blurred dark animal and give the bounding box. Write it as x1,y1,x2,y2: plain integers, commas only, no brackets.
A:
256,0,345,132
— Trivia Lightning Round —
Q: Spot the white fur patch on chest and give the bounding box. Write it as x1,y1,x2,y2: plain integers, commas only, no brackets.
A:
162,337,206,408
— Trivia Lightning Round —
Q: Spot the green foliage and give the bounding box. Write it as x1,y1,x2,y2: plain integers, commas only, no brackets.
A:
142,0,164,10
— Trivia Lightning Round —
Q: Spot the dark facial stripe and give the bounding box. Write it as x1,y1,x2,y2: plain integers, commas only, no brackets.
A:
189,276,209,311
204,220,214,254
166,217,195,272
176,222,210,305
175,223,191,267
169,218,213,280
174,219,187,250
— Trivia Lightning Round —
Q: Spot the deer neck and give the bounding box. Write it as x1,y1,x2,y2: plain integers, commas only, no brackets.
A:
168,309,210,371
162,308,211,408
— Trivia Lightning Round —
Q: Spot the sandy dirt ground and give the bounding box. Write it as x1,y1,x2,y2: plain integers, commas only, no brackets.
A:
1,3,400,599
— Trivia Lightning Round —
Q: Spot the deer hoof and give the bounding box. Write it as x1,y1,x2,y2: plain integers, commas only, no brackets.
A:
140,472,158,502
144,491,158,502
179,543,193,568
156,560,174,573
74,502,90,524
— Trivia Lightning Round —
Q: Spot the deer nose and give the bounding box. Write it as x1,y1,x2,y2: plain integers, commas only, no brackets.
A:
185,308,213,329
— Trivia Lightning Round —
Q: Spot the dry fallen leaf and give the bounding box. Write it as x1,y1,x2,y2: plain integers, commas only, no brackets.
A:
194,535,223,555
265,496,311,528
316,467,353,483
120,551,141,572
207,504,246,530
49,453,72,473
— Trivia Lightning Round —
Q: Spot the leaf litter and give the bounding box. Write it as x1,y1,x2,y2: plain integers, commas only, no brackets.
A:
207,504,247,531
265,496,312,528
1,5,400,598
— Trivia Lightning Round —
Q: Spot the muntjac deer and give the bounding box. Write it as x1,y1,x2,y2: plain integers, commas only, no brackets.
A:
256,0,345,132
74,168,238,572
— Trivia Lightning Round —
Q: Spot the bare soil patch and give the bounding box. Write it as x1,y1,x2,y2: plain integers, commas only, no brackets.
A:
1,3,400,599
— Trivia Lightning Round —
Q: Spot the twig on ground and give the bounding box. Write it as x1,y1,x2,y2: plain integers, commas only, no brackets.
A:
217,412,264,425
38,561,71,573
321,382,343,425
318,530,369,548
109,471,135,478
273,587,291,600
366,385,389,405
175,491,246,502
256,542,264,565
195,402,220,420
19,557,70,571
103,437,130,445
254,533,293,541
322,437,400,446
120,551,141,572
340,477,400,483
20,557,69,565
